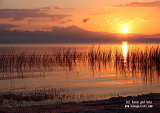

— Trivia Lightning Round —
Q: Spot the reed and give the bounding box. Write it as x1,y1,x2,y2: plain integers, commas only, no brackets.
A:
0,88,95,107
0,46,160,83
114,46,160,84
87,46,112,71
0,48,84,79
1,45,160,107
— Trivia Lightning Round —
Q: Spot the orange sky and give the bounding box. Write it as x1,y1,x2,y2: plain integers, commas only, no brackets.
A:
0,0,160,35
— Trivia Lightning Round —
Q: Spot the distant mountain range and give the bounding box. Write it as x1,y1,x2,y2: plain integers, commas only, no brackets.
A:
0,25,160,44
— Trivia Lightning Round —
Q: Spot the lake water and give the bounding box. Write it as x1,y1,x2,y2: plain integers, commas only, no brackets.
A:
0,43,160,103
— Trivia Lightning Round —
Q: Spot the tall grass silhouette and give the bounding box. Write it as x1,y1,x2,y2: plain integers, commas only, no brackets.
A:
0,45,160,107
0,46,160,83
0,88,95,107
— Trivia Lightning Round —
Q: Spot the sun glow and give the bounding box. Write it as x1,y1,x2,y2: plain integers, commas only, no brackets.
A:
122,41,128,63
122,27,128,33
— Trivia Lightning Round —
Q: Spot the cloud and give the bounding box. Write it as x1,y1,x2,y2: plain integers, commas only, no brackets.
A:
0,23,20,29
58,19,73,24
27,16,72,24
138,19,150,23
42,6,74,10
27,19,48,24
0,9,72,21
27,19,35,24
114,1,160,7
120,20,134,25
88,11,109,15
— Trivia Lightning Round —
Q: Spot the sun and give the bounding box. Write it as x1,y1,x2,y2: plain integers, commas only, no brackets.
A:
122,27,128,33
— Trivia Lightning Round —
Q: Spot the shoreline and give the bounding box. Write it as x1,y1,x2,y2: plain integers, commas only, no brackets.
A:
1,93,160,113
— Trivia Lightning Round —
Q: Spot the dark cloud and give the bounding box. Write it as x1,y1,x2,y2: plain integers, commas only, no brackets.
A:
0,23,19,29
58,19,73,24
42,6,74,10
114,1,160,7
27,19,35,24
27,17,71,24
82,18,90,23
0,9,72,21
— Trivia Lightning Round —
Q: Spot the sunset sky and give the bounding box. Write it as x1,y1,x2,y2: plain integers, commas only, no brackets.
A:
1,0,160,35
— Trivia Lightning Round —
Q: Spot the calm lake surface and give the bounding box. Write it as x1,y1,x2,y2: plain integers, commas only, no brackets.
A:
0,43,160,102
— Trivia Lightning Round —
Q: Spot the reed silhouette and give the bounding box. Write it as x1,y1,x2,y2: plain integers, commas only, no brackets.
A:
0,88,95,107
0,45,160,107
0,46,160,84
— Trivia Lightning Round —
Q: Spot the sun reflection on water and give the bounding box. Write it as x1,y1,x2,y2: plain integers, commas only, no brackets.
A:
122,41,128,62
